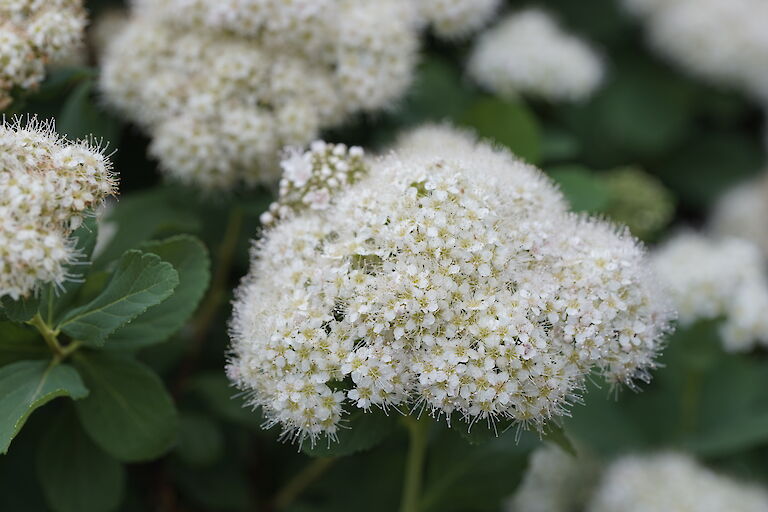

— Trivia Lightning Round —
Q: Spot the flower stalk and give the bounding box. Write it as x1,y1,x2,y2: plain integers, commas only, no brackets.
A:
399,415,431,512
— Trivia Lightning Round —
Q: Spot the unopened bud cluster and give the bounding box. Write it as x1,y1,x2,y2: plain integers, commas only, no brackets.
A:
228,125,672,443
260,142,367,226
0,119,116,300
468,9,604,102
0,0,86,109
100,0,419,189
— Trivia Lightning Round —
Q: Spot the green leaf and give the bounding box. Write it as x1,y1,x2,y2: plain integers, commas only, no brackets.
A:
548,165,610,213
542,424,577,457
58,250,179,347
175,413,224,467
107,236,210,349
460,96,540,164
38,214,99,326
0,322,48,366
421,426,532,512
0,360,88,454
302,409,398,457
37,409,125,512
58,80,121,147
399,56,475,123
190,373,262,428
0,295,41,323
94,187,202,269
74,352,178,462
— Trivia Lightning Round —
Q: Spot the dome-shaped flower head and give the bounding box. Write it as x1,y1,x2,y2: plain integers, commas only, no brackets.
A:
510,443,600,512
100,0,419,190
416,0,501,40
587,453,768,512
711,174,768,259
468,9,604,102
652,232,768,352
228,125,673,444
0,117,117,300
0,0,87,109
623,0,768,101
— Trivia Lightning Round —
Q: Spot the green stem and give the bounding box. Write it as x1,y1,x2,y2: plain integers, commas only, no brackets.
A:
680,367,702,435
272,457,336,510
28,313,64,359
399,415,430,512
173,206,244,396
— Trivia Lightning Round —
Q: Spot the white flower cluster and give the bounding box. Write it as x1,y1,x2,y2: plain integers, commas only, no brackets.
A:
652,232,768,352
0,0,86,109
228,125,672,443
0,118,116,300
416,0,501,39
468,9,604,102
100,0,419,189
623,0,768,101
260,142,367,227
508,444,600,512
588,453,768,512
711,175,768,259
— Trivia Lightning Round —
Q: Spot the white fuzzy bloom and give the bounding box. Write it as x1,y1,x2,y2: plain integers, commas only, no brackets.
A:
468,9,604,102
0,0,86,108
711,175,768,259
100,0,419,189
0,118,117,300
624,0,768,101
588,453,768,512
508,444,600,512
652,232,768,352
416,0,501,39
228,126,672,443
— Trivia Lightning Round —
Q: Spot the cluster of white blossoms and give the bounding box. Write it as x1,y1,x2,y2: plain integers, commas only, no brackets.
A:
260,142,367,227
416,0,501,40
508,444,600,512
652,232,768,352
468,9,604,102
228,124,673,442
0,0,87,109
623,0,768,101
0,118,116,300
100,0,419,189
587,453,768,512
711,174,768,259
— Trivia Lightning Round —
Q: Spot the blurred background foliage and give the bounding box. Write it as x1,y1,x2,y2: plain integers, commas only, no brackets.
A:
2,0,767,511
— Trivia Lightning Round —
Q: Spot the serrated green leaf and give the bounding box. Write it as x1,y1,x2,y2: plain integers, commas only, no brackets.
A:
460,96,540,164
0,322,48,366
0,295,41,322
175,413,224,467
548,165,610,213
74,352,178,462
107,236,210,349
58,80,121,146
0,360,88,454
421,425,532,512
94,187,202,269
38,214,99,326
542,424,577,457
302,409,398,457
57,250,179,347
37,409,125,512
190,373,262,428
